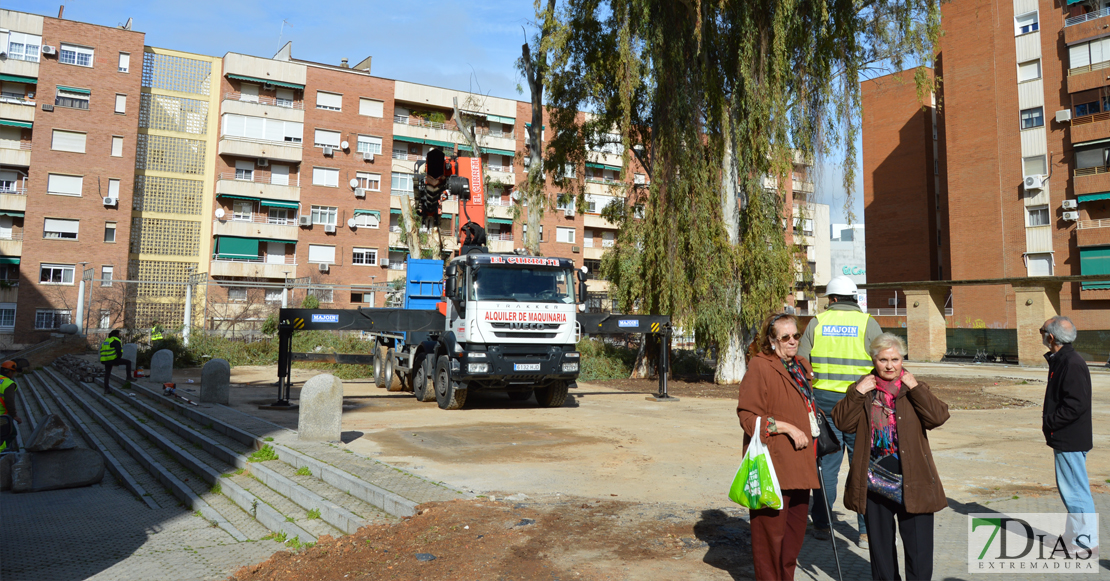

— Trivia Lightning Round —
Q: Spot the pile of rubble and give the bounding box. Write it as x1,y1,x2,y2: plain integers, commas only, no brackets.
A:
53,354,105,384
1,414,104,492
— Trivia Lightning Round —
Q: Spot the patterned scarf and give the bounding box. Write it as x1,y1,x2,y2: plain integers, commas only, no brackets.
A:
870,370,902,460
782,357,812,398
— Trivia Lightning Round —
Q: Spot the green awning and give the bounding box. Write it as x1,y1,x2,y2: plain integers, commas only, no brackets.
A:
1079,193,1110,203
393,135,424,145
524,123,545,129
215,236,259,259
216,194,258,201
1080,247,1110,290
488,218,513,225
488,115,515,125
226,73,304,90
255,238,297,245
0,211,24,217
424,139,456,149
353,209,381,217
56,85,90,95
0,119,31,129
259,199,299,209
586,162,621,172
485,148,515,157
458,144,472,152
0,257,19,265
390,208,402,214
0,74,36,84
389,246,408,252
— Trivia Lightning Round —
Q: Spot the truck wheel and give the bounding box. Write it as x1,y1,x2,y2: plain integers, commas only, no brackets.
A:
373,346,386,387
435,355,467,410
384,348,403,391
412,354,436,402
507,390,533,402
534,381,568,408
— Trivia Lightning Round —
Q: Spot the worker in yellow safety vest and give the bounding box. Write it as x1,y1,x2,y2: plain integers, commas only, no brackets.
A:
150,321,164,344
798,275,884,548
100,330,133,395
0,360,23,452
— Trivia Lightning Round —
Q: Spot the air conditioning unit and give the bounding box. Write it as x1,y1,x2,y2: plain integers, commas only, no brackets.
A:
354,188,366,198
1024,175,1044,192
1063,211,1080,222
522,157,531,167
257,158,269,167
380,258,390,267
324,224,336,233
363,152,374,162
298,216,312,226
571,245,580,253
888,298,897,306
318,262,329,272
1056,109,1072,123
564,207,575,217
41,45,57,55
1062,199,1078,210
41,104,54,112
102,197,118,206
323,146,334,157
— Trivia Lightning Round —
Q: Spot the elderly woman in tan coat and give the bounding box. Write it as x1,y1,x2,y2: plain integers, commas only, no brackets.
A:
832,333,949,581
736,313,820,581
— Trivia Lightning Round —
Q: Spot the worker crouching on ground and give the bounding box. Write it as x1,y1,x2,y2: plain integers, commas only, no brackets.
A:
832,333,949,581
0,360,22,452
100,330,133,395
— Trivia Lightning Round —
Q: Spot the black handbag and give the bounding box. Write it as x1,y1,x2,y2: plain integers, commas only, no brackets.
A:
867,456,904,504
813,406,841,457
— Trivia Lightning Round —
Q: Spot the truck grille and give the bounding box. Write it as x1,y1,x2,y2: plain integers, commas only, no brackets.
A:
493,332,558,339
489,322,562,330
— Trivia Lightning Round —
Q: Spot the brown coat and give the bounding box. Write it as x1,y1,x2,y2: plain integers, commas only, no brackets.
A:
736,352,820,491
831,379,950,515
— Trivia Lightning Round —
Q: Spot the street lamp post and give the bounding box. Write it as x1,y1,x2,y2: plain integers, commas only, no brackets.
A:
282,270,291,308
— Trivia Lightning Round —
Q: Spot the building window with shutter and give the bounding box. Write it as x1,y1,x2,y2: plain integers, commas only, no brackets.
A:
316,91,342,111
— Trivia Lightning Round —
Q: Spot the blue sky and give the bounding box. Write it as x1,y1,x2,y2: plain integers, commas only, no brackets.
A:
8,0,863,224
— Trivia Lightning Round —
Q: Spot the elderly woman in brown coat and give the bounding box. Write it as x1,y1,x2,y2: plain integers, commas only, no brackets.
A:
736,313,820,581
832,333,949,581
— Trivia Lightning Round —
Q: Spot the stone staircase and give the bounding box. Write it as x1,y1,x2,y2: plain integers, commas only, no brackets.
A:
11,363,466,546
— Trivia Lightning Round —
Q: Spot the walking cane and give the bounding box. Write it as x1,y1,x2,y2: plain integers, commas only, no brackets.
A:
816,463,844,581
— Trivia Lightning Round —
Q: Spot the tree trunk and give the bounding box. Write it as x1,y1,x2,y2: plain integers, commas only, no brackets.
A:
715,118,748,384
521,0,557,257
399,195,421,258
630,334,660,379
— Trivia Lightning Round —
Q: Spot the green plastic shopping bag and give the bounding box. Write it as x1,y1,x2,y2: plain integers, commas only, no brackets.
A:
728,417,783,510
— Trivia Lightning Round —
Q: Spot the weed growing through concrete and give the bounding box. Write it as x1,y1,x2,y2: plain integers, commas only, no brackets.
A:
203,423,213,430
249,445,278,462
286,536,304,549
264,437,274,442
286,516,295,522
306,508,321,520
193,442,203,450
295,466,312,476
211,483,222,495
235,467,245,475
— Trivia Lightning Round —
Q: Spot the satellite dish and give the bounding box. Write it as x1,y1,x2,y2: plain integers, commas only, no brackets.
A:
214,208,225,219
347,218,356,228
510,190,521,200
580,265,589,274
341,140,350,150
349,178,359,188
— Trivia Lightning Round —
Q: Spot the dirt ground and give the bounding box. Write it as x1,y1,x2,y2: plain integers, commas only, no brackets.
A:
205,362,1103,581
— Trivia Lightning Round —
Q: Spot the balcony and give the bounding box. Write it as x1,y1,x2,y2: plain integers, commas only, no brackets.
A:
0,189,27,213
488,238,513,253
584,214,618,229
1071,111,1110,144
393,115,459,148
1066,8,1110,44
1077,218,1110,246
389,231,408,248
0,142,31,167
792,179,815,194
0,58,39,80
488,199,514,220
0,235,23,257
221,93,304,123
386,268,407,282
585,179,626,195
1074,166,1110,195
1067,61,1110,93
485,164,516,186
210,256,297,279
583,246,606,260
0,99,35,123
213,216,299,240
218,135,302,163
216,173,301,202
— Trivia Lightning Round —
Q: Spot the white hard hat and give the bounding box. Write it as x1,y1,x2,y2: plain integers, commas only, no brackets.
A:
824,275,858,297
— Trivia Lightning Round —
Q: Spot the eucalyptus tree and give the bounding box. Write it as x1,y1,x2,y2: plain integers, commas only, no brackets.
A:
529,0,939,382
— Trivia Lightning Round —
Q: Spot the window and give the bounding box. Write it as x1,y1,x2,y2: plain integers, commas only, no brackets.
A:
227,287,247,302
314,129,341,149
352,213,380,228
357,135,383,155
556,196,572,210
310,206,338,226
111,136,124,157
634,173,647,185
312,167,339,187
235,160,254,181
55,87,90,110
0,304,16,329
47,174,83,197
1023,155,1047,177
118,52,130,73
239,83,259,103
221,114,303,143
356,172,381,191
351,291,375,304
101,266,114,287
556,227,576,244
39,264,75,285
522,224,544,241
51,130,87,153
232,201,253,221
1076,144,1110,169
265,288,283,303
34,309,71,330
98,310,110,329
1018,60,1041,83
1027,253,1053,276
104,222,116,243
359,98,384,117
1020,107,1044,130
44,218,79,240
115,94,127,114
267,207,292,225
352,247,378,265
1076,101,1100,117
316,91,342,111
309,287,334,303
6,32,41,63
105,179,120,201
1027,205,1051,227
391,173,413,194
275,89,294,108
60,43,95,67
1015,11,1038,35
308,244,336,263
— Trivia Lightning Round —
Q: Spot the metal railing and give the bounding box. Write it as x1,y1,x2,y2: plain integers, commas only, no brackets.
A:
1072,111,1110,126
1066,7,1110,27
474,126,514,139
602,239,615,248
1078,218,1110,229
223,92,303,110
486,164,513,173
584,238,593,247
217,172,301,187
0,233,24,241
586,178,626,186
212,255,297,265
215,214,300,226
1,142,32,151
394,115,457,131
0,96,34,106
392,151,425,161
1075,165,1110,177
490,233,514,241
388,262,407,270
487,197,513,206
0,185,27,195
220,134,303,148
867,308,954,316
1068,59,1110,77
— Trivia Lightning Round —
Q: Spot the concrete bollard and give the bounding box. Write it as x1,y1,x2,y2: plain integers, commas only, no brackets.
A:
298,374,343,442
200,358,231,405
122,343,138,367
151,349,174,383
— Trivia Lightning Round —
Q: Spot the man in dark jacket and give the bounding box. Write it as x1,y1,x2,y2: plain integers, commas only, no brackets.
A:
1040,316,1097,549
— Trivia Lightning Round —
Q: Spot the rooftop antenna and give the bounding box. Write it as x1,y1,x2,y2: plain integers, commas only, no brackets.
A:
278,19,292,52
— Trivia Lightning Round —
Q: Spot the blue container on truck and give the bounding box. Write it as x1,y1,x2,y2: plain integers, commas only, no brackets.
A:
403,257,444,311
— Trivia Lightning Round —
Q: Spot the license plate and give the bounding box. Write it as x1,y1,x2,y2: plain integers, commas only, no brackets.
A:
514,363,541,371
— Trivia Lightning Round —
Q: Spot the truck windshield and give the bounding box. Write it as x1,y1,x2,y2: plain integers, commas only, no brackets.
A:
471,266,575,303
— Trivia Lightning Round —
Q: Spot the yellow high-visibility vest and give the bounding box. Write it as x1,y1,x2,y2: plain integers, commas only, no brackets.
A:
151,327,163,341
0,376,15,416
101,337,121,362
809,309,874,393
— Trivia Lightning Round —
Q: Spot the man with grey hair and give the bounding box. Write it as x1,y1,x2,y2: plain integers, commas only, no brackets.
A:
1040,315,1097,550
